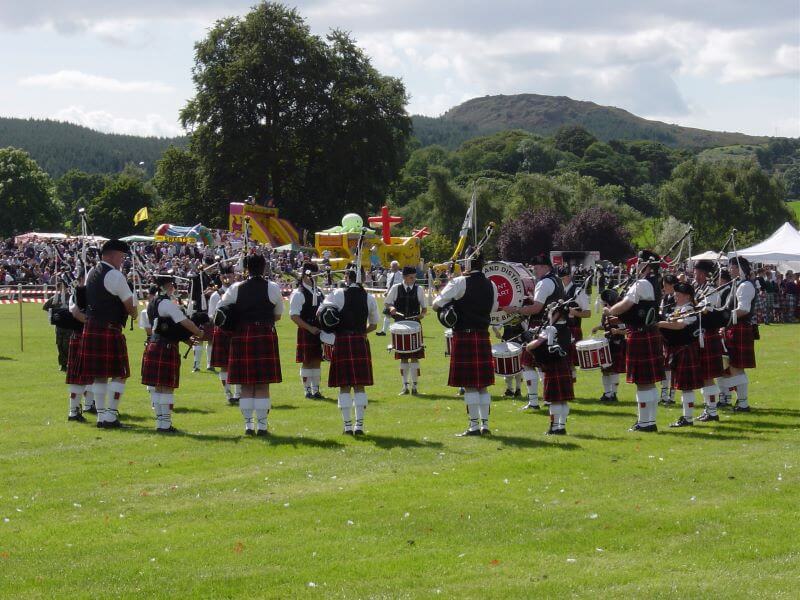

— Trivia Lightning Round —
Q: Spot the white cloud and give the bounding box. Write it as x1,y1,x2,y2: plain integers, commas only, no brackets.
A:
19,70,175,94
54,106,183,137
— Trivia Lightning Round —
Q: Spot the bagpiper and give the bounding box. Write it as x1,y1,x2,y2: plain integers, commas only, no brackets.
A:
385,266,428,395
208,266,240,405
721,256,757,412
289,263,326,399
559,266,591,382
692,260,726,422
65,285,92,421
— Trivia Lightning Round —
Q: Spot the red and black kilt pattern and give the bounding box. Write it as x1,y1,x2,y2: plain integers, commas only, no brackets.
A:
65,332,91,385
521,346,536,369
448,330,495,389
209,327,232,368
568,324,582,367
77,319,130,379
141,340,180,389
698,332,724,380
328,333,373,387
603,337,627,375
668,343,704,391
625,328,665,385
540,357,574,402
725,322,756,369
661,339,672,371
227,323,282,385
295,328,323,363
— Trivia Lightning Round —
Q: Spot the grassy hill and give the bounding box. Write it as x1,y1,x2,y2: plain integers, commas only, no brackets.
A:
413,94,771,150
0,117,187,178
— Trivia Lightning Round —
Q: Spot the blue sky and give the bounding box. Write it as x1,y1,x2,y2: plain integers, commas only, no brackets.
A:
0,1,797,138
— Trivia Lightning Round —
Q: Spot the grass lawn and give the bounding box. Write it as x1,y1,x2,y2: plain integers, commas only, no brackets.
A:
788,200,800,221
1,301,798,598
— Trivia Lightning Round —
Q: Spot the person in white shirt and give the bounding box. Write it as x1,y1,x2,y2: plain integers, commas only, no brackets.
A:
721,257,757,412
377,261,402,336
208,267,240,405
219,255,284,436
289,263,326,399
319,268,379,435
559,266,591,382
385,266,428,395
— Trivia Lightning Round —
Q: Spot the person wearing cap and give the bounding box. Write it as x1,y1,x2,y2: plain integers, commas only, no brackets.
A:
289,263,326,399
188,266,214,372
692,260,725,422
656,282,704,427
593,292,627,403
65,284,93,422
208,266,240,405
320,267,380,435
559,265,591,383
219,255,284,436
77,239,138,429
433,251,499,436
385,265,428,395
492,318,526,397
141,274,203,433
604,250,665,433
658,274,679,406
377,261,403,336
721,256,757,412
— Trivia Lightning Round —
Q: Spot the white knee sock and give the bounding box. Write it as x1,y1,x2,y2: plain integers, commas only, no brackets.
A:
635,389,646,425
601,374,613,395
206,345,212,368
504,375,514,390
159,393,174,429
153,392,165,428
478,389,491,428
646,388,659,426
464,390,480,431
729,374,749,407
239,397,255,430
254,397,270,431
300,368,311,393
523,369,539,405
83,388,95,409
661,372,672,396
610,373,620,392
400,362,409,386
231,384,241,399
310,369,321,394
107,380,125,422
339,392,353,431
553,402,569,429
68,384,83,415
514,373,522,391
354,392,368,430
92,380,108,422
682,390,695,420
410,362,419,386
701,385,719,415
219,371,231,399
193,345,202,366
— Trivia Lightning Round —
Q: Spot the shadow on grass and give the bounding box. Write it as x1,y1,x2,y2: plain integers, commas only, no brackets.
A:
270,404,299,410
0,356,15,361
491,434,581,450
173,407,215,415
571,433,628,442
567,407,632,419
712,418,797,431
358,434,444,450
736,408,800,418
104,423,243,443
259,433,344,449
660,428,756,441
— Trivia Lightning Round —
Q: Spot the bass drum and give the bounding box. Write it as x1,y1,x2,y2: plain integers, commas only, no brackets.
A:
483,261,536,326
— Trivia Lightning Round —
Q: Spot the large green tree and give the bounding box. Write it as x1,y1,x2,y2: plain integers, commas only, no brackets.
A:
180,2,411,229
152,146,207,225
86,173,156,238
55,169,108,231
0,147,59,237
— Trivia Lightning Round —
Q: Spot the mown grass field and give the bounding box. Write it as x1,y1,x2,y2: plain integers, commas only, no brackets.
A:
1,301,798,599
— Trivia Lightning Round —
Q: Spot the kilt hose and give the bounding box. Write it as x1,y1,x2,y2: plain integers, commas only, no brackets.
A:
698,332,725,380
625,327,665,385
540,356,575,402
568,324,583,367
66,332,92,385
227,323,282,385
328,333,374,387
209,327,232,368
295,327,323,363
602,336,627,375
141,340,181,389
667,343,704,391
725,322,756,369
77,319,130,380
448,330,495,389
394,324,425,360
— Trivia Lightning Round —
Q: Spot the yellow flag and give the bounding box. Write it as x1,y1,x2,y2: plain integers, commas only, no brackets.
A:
133,207,149,225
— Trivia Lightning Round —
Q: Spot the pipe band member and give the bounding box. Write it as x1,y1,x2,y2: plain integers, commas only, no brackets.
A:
385,266,427,396
289,263,326,399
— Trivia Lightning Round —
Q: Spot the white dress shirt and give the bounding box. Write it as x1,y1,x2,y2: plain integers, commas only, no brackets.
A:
321,285,380,326
220,279,284,318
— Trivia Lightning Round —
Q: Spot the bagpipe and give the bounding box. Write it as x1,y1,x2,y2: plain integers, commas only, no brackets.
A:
49,273,87,332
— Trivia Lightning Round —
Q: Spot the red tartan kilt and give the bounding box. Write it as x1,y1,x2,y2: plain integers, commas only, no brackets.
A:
77,319,130,379
725,322,756,369
296,328,323,363
698,332,724,380
66,332,91,385
603,337,627,374
141,341,181,388
540,357,574,402
209,327,232,368
668,343,704,391
569,324,582,366
625,328,665,385
521,347,536,368
661,339,672,371
328,333,373,387
448,330,495,389
227,323,282,385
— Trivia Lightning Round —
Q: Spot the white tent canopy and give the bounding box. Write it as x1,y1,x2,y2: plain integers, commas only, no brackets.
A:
691,250,728,262
14,232,67,244
729,222,800,263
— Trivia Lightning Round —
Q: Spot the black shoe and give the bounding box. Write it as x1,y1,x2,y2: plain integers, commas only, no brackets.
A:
343,429,354,435
504,389,514,397
545,427,566,435
612,393,619,402
156,426,179,434
480,427,492,436
104,419,122,429
313,392,325,399
697,412,719,422
206,367,217,373
514,389,521,397
458,388,465,395
244,429,255,436
192,366,199,373
628,423,658,433
256,429,268,437
60,366,67,372
353,429,365,436
228,397,239,405
84,405,97,415
670,416,693,428
732,405,751,413
375,332,386,336
304,391,313,399
96,420,105,429
411,387,419,396
68,413,86,422
457,428,482,437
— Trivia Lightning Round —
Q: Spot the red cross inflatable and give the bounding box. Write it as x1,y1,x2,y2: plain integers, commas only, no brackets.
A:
368,205,403,244
411,227,431,239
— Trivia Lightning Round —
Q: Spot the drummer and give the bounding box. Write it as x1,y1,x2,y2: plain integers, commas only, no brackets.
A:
384,266,427,395
493,321,525,397
592,295,627,403
559,266,591,382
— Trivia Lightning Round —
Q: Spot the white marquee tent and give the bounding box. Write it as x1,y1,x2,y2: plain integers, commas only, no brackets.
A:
729,222,800,272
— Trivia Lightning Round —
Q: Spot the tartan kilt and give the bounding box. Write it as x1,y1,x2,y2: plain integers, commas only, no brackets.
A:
448,330,495,389
625,328,665,385
540,357,574,402
725,322,756,369
227,323,282,385
668,343,704,391
521,346,536,369
65,332,91,385
328,333,373,387
603,336,627,375
698,332,724,380
141,340,180,389
661,339,672,371
77,319,130,379
568,324,582,367
295,327,323,363
209,327,232,368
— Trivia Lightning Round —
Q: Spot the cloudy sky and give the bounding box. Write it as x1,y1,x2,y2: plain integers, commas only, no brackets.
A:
1,1,797,138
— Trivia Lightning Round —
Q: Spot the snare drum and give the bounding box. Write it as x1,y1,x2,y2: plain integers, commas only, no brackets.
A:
390,320,423,354
484,261,536,326
320,331,336,362
575,338,612,370
444,328,453,357
491,342,523,375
